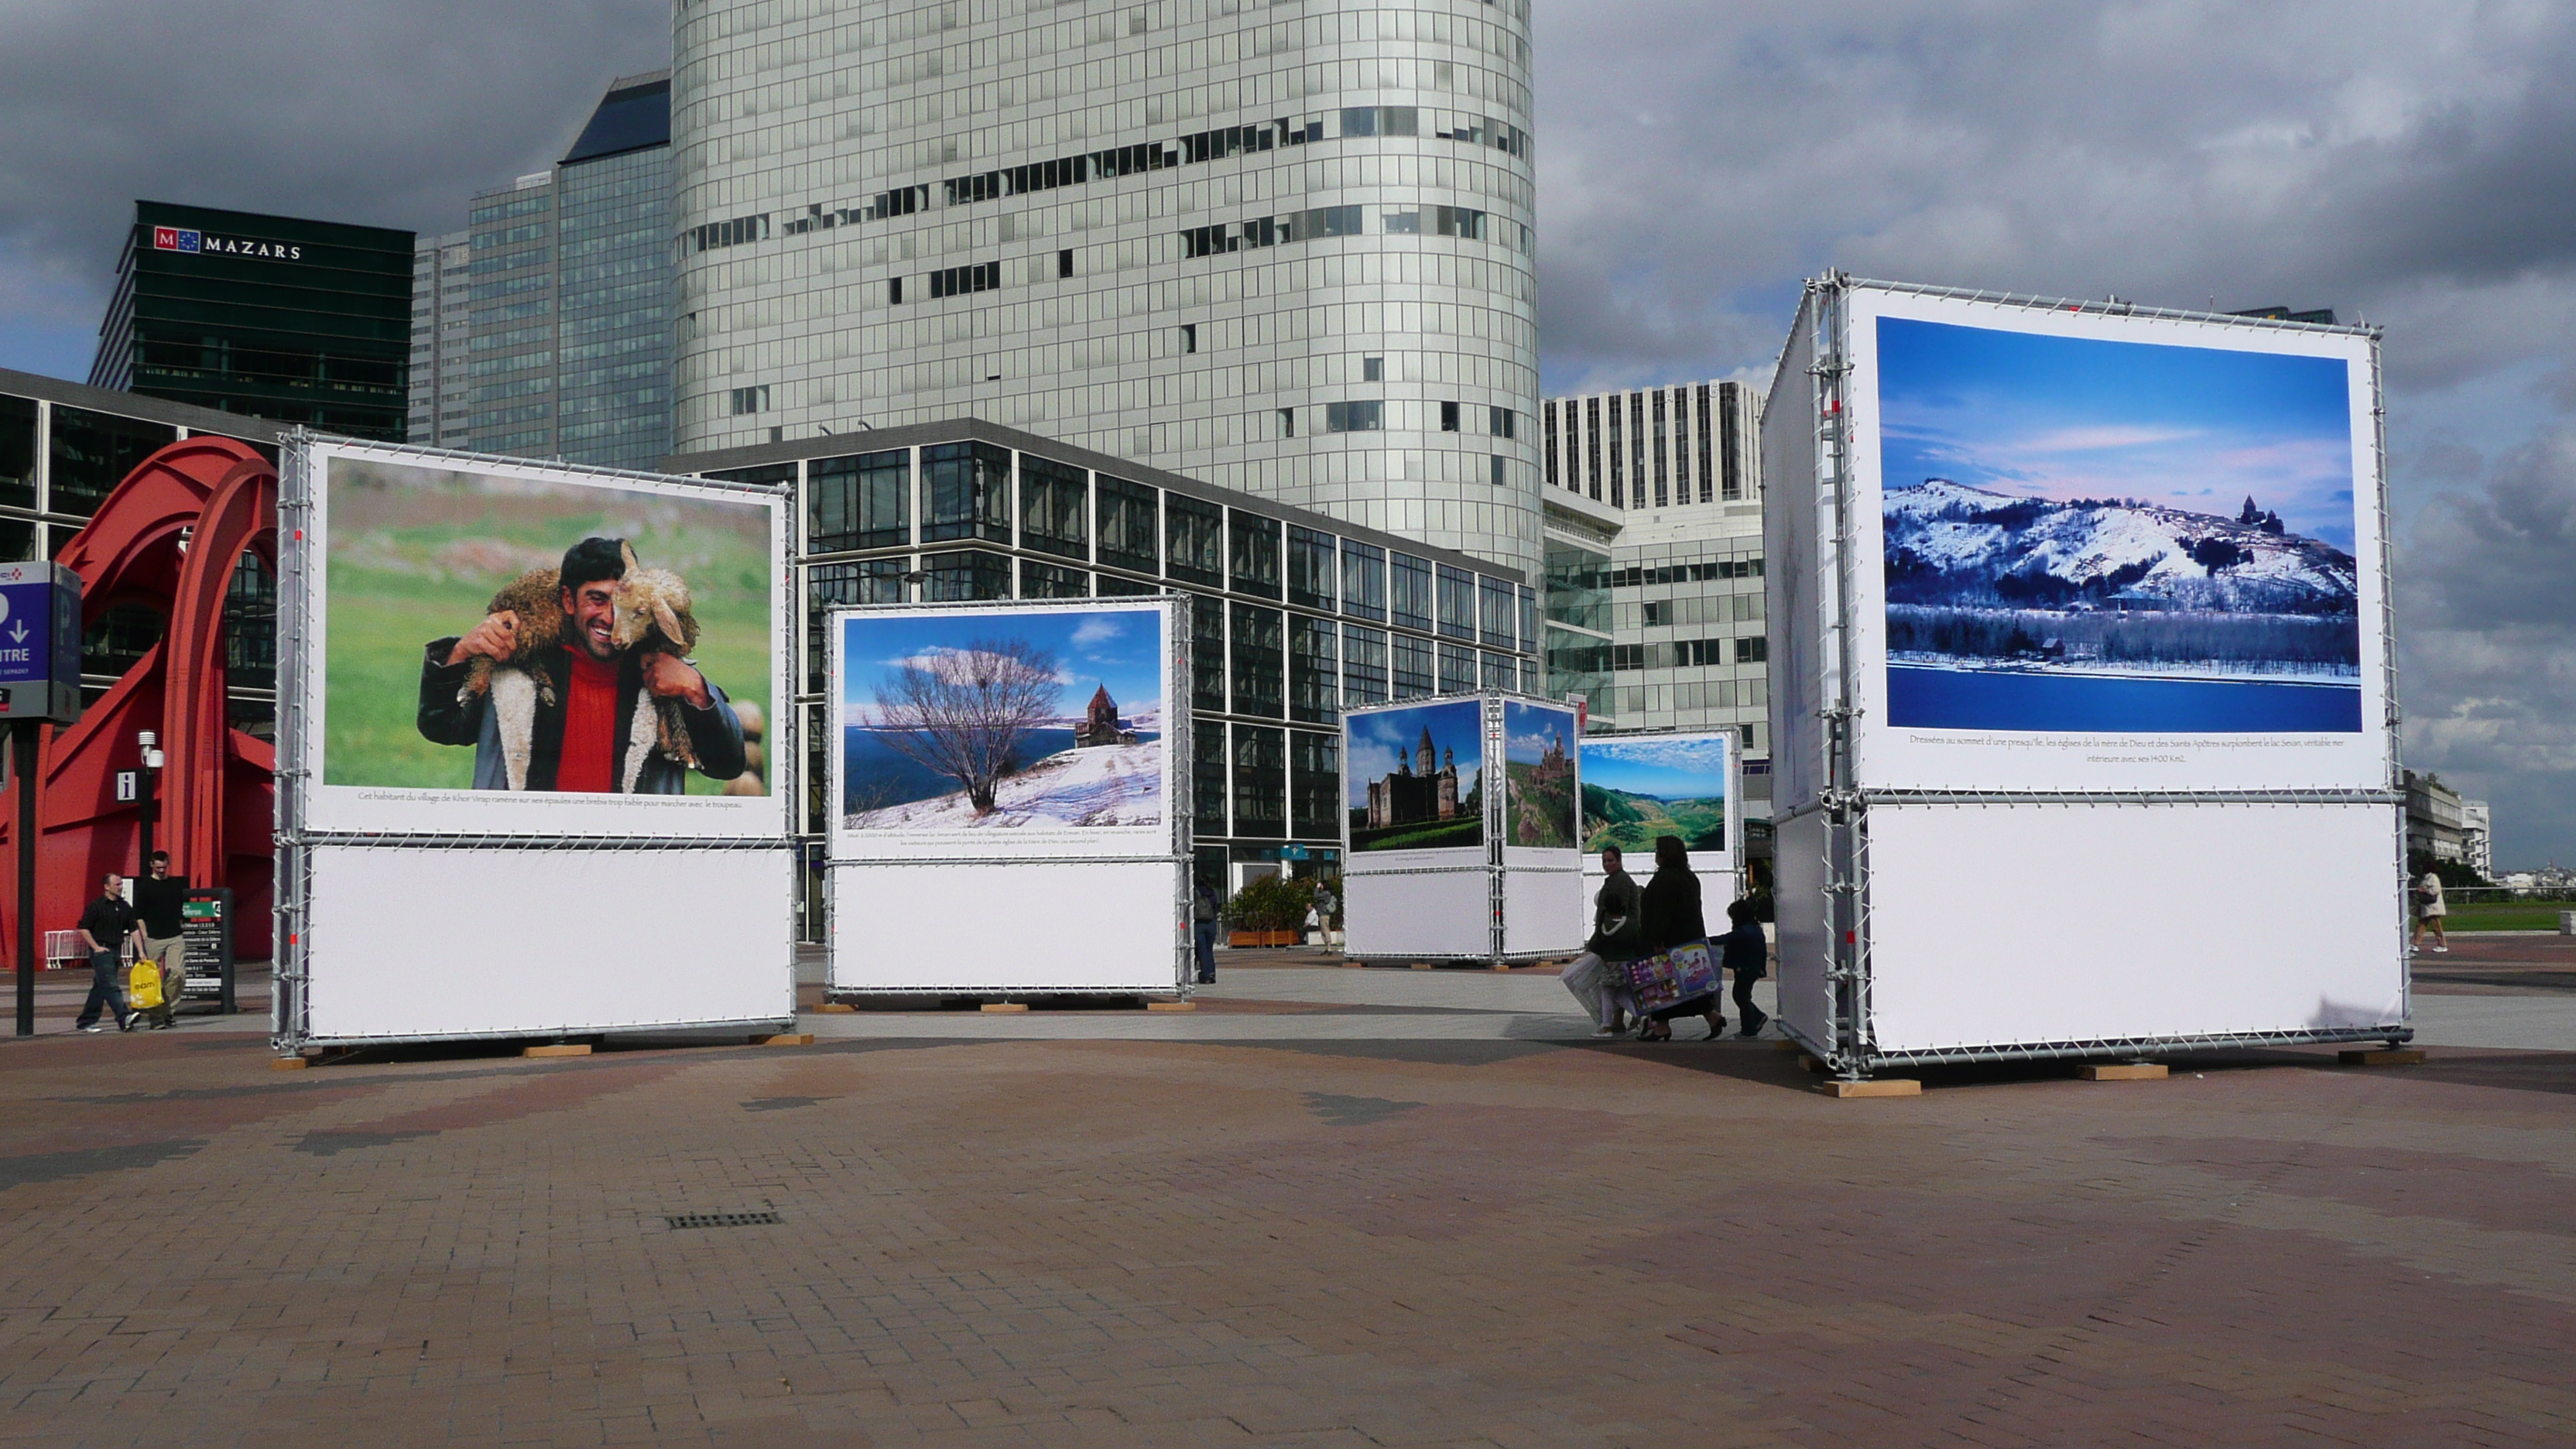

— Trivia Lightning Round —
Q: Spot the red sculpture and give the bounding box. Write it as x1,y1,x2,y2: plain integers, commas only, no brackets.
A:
0,437,277,967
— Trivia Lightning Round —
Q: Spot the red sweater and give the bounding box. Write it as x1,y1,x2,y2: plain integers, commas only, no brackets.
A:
557,650,621,793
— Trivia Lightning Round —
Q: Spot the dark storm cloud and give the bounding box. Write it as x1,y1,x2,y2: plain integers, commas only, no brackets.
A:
0,0,668,327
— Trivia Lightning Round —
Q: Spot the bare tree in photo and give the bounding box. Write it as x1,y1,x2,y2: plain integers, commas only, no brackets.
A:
874,639,1063,814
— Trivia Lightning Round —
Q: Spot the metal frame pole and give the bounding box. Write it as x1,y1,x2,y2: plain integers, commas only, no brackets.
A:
14,721,35,1037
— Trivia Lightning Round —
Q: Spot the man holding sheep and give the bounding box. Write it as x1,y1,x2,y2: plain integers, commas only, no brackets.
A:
416,536,749,793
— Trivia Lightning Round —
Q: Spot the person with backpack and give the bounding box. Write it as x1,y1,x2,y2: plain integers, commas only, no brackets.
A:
2410,869,2449,954
1714,898,1769,1038
1192,880,1220,983
1561,844,1645,1034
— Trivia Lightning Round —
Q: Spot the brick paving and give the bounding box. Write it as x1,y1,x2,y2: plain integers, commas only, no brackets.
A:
1,970,2571,1446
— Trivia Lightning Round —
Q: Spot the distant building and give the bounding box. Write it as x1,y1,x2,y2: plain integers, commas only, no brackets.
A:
91,200,413,440
1074,685,1139,748
408,72,675,468
1366,727,1464,829
2403,770,2468,865
2460,800,2492,879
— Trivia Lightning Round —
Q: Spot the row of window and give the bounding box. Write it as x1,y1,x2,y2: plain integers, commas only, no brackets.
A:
688,214,771,253
1613,558,1762,587
1180,204,1519,261
1547,384,1749,509
1609,638,1767,671
1190,721,1341,842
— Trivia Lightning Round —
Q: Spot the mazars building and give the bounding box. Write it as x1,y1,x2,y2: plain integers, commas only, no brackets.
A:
670,0,1541,581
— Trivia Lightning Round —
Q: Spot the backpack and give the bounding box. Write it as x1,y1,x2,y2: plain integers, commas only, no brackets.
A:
128,959,164,1011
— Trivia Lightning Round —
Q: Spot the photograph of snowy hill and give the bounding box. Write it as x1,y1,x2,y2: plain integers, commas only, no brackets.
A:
838,605,1166,834
1875,317,2366,733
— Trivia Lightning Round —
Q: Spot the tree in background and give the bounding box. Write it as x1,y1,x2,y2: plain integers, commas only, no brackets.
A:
875,639,1061,814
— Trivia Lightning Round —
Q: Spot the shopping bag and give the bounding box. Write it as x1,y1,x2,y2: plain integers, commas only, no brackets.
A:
128,959,164,1011
1625,940,1718,1013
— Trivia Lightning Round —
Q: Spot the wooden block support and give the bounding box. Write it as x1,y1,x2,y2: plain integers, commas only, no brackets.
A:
1800,1055,1826,1074
1146,1000,1197,1012
1408,962,1436,971
2339,1048,2425,1066
755,1033,814,1047
523,1043,591,1059
1489,963,1513,972
981,1002,1029,1013
1817,1077,1922,1098
2080,1063,2169,1081
269,1056,309,1071
814,1002,857,1014
1773,1040,1805,1053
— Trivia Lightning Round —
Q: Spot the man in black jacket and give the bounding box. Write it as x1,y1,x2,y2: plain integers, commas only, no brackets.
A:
416,537,748,793
73,874,140,1033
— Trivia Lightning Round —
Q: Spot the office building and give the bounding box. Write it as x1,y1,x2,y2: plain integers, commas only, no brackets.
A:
667,418,1537,918
1,366,281,729
669,0,1542,581
407,73,677,468
2461,799,2492,881
1538,379,1769,818
90,201,414,440
2403,769,2468,866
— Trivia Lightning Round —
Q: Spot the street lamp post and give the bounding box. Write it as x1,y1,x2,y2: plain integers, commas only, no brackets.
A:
135,730,163,873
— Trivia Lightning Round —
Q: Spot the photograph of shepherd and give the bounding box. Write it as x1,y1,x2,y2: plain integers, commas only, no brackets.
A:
1345,700,1483,853
1581,734,1729,855
841,606,1165,832
416,536,749,793
1876,315,2366,734
1502,701,1580,849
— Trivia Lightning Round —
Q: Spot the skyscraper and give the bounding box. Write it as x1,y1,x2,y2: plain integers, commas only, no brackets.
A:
406,72,676,468
670,1,1540,580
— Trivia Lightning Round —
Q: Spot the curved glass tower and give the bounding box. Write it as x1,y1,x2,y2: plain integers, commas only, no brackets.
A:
671,0,1540,580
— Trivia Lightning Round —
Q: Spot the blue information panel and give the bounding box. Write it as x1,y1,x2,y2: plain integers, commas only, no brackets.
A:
0,563,84,725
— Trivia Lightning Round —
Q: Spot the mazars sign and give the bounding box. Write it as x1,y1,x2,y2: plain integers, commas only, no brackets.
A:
152,226,303,262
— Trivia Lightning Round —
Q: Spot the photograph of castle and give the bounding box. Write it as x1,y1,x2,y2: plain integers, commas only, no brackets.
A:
1876,316,2366,734
1345,700,1484,854
1502,701,1580,850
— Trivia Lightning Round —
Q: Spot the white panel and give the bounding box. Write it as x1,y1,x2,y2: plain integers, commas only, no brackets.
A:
1345,868,1491,957
1762,298,1825,818
304,846,794,1040
1774,810,1836,1048
830,859,1182,992
1864,801,2404,1053
1501,868,1584,957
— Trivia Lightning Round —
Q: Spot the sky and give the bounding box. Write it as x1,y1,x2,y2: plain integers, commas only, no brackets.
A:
3,2,2573,863
1580,735,1732,803
1345,701,1482,810
841,607,1163,726
1877,320,2358,550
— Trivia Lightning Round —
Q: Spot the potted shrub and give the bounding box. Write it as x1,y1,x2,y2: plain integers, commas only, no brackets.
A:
1225,874,1309,947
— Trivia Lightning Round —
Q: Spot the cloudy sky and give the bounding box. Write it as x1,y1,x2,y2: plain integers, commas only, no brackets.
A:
4,1,2571,863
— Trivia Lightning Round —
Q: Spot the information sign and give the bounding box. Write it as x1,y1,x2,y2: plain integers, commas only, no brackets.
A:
0,563,85,724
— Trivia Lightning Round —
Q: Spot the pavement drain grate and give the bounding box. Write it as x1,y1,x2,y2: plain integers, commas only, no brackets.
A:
664,1211,783,1231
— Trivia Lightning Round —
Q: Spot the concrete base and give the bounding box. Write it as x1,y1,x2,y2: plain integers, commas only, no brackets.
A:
522,1043,591,1059
2080,1063,2169,1081
1818,1078,1922,1098
2339,1048,2426,1066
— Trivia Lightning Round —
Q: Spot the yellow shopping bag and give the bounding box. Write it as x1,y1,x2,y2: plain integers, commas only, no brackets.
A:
128,958,164,1011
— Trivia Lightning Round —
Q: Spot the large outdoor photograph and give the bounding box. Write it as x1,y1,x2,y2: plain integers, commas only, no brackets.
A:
839,605,1166,833
1580,733,1731,855
1876,317,2365,733
1501,701,1580,849
1345,700,1484,853
324,457,774,795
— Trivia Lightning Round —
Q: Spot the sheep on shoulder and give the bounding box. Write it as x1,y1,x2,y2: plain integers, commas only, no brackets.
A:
458,567,564,791
608,541,706,784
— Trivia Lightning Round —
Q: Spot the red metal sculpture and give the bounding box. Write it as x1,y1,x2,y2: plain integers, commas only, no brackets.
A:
0,437,277,968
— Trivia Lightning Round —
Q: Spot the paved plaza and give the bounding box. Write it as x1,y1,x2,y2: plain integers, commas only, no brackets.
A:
1,937,2570,1446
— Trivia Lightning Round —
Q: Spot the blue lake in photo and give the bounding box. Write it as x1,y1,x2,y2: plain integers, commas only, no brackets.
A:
844,725,1162,812
1888,666,2362,733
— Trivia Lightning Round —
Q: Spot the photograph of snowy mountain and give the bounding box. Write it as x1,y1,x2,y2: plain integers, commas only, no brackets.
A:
838,605,1166,834
1875,317,2365,733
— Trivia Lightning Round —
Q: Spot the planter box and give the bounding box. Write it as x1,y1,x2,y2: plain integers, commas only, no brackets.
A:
1228,930,1300,947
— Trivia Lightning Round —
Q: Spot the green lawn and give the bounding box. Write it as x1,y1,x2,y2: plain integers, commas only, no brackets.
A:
2438,903,2571,933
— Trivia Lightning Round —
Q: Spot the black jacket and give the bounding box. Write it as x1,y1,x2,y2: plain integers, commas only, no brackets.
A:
417,641,748,793
1586,870,1646,961
1638,867,1707,954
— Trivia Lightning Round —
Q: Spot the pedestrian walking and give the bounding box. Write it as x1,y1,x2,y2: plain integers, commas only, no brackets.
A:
1192,880,1220,983
72,874,141,1033
1714,898,1769,1038
131,851,189,1029
2410,869,2449,954
1310,879,1338,948
1560,844,1645,1034
1636,835,1723,1042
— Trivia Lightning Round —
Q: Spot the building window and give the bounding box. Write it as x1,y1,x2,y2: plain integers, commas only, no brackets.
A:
1362,355,1385,382
920,549,1012,601
1290,731,1339,840
1435,564,1477,641
1095,574,1158,597
1180,324,1197,354
48,406,175,516
1491,454,1506,487
808,449,907,553
1478,576,1515,648
1228,512,1281,598
1286,526,1336,611
1194,721,1229,838
1188,594,1226,712
1289,615,1338,724
1229,603,1284,718
0,394,35,510
1341,625,1389,706
1652,389,1670,507
1584,396,1603,500
728,385,769,415
889,277,903,305
927,262,999,299
1491,406,1516,440
1340,539,1386,621
1543,400,1558,490
1325,400,1382,432
1019,454,1088,560
921,440,1011,543
1438,643,1478,694
1165,494,1223,586
1279,407,1295,437
1481,652,1516,691
1516,586,1537,653
1095,474,1158,573
1607,394,1625,507
1736,636,1767,664
1440,401,1461,433
1058,248,1074,279
1392,634,1435,699
1714,382,1738,501
1022,560,1088,598
1231,725,1286,839
1390,553,1434,633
